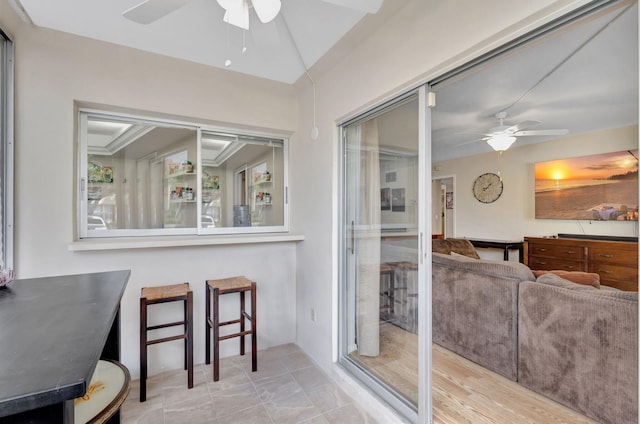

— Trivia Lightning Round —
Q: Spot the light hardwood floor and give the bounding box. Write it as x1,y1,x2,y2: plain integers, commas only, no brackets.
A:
351,322,598,424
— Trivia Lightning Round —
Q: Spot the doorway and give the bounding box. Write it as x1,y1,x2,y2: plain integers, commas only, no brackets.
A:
431,176,454,239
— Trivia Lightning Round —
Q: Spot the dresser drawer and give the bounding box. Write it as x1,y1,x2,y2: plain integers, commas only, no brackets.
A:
590,246,638,266
528,244,585,261
589,263,638,284
528,257,585,272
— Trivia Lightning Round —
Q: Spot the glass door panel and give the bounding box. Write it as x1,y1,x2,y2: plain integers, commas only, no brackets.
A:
342,94,420,410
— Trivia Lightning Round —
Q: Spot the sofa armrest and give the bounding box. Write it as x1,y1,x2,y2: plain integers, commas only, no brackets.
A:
518,280,638,424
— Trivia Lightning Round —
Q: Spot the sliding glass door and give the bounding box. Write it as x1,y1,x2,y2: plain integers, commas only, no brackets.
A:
340,88,431,422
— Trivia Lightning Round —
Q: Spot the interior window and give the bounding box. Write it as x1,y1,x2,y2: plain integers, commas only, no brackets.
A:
78,111,288,238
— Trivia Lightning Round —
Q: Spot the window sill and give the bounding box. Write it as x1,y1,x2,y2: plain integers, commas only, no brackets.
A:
68,233,305,252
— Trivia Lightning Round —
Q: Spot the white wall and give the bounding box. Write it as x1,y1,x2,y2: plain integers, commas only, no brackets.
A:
433,126,639,242
0,0,608,385
0,2,299,378
291,0,594,372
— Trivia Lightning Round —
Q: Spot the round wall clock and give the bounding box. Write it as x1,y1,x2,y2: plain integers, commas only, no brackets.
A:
472,172,503,203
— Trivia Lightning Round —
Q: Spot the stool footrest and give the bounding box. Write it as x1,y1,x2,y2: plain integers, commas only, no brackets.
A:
147,320,186,331
219,329,253,341
147,333,187,345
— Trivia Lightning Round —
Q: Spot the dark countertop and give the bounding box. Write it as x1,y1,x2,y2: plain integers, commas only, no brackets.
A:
0,270,130,419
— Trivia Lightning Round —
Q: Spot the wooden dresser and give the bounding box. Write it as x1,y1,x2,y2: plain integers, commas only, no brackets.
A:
524,236,638,291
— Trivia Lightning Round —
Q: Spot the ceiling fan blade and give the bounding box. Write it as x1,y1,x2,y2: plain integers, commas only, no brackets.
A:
252,0,281,23
222,1,249,30
321,0,383,14
451,138,485,147
122,0,190,24
515,129,569,136
505,120,540,133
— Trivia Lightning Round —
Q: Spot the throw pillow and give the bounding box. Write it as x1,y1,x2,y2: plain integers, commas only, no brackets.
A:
432,239,451,255
535,273,598,291
532,270,600,289
450,251,477,261
446,239,481,259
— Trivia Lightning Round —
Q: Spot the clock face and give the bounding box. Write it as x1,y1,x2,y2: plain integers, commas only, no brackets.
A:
472,172,503,203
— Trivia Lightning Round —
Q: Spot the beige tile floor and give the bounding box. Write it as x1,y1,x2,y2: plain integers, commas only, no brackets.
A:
121,343,379,424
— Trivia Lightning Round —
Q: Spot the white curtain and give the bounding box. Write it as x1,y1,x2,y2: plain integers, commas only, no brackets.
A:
357,119,381,357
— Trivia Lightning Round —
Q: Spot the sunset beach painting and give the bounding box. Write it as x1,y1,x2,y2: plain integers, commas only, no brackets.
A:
535,149,639,220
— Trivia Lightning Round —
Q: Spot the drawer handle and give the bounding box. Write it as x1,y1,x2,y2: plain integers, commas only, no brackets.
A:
536,261,547,265
564,265,575,269
539,248,547,252
565,250,575,254
598,254,613,258
598,270,613,274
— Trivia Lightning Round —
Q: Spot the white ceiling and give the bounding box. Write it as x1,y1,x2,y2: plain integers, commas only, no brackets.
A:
15,0,375,84
431,1,638,161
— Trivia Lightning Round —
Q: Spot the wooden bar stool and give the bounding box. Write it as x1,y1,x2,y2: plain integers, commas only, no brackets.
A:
205,276,257,382
139,283,193,402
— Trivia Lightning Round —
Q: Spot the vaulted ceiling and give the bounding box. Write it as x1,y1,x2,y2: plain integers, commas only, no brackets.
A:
15,0,388,84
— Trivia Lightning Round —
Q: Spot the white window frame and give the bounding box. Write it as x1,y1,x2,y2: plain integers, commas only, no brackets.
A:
0,29,13,270
78,108,289,238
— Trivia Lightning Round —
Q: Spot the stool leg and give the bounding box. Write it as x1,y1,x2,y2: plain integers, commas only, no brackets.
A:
183,296,188,371
240,290,245,356
251,283,257,373
213,287,220,382
140,297,147,402
205,282,211,365
187,290,194,389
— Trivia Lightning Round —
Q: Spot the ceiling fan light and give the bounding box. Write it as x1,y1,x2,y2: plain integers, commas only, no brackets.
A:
487,135,516,151
253,0,281,23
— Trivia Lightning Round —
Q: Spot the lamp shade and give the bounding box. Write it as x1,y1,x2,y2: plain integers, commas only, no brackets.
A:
486,135,516,151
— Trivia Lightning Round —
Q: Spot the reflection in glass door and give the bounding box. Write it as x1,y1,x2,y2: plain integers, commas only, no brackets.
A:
340,92,422,420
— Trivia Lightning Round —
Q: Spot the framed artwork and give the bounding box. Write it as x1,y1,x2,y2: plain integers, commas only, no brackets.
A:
446,192,453,209
385,171,397,183
88,162,114,183
535,149,638,220
381,188,390,210
202,169,220,189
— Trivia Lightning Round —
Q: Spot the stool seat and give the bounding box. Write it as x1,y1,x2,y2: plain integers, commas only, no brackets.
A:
205,277,257,382
140,283,193,402
380,264,395,274
141,283,190,301
207,276,253,293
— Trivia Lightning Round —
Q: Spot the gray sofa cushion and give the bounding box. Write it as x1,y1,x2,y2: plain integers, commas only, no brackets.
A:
518,279,638,424
432,252,534,380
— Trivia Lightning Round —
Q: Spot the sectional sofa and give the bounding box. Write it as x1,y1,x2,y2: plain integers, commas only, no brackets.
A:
431,238,638,424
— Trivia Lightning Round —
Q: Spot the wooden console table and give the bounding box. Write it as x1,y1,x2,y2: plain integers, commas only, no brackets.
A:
525,236,638,291
466,238,525,263
0,270,130,423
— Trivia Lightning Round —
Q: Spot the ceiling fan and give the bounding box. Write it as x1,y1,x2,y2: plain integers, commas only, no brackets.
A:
480,111,568,151
123,0,384,29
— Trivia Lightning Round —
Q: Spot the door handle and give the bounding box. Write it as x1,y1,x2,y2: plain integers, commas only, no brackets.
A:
350,220,355,255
